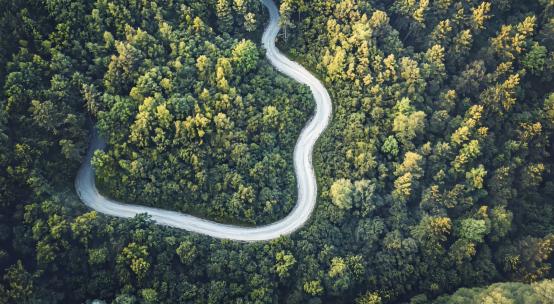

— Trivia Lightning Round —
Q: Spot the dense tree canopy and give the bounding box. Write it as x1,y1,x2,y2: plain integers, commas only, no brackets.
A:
82,0,312,224
276,0,554,301
1,0,554,303
432,279,554,303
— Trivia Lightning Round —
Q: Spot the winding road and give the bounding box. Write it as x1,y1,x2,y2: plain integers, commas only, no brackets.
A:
75,0,332,241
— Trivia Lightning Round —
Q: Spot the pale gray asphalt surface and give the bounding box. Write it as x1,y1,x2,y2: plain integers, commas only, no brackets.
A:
75,0,332,241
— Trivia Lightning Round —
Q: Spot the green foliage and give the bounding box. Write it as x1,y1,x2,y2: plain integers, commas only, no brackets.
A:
459,218,488,243
544,93,554,124
433,279,554,303
303,280,324,296
276,0,554,300
176,240,197,265
330,179,354,210
356,292,382,304
118,243,150,280
523,42,548,75
1,0,554,303
275,251,296,278
140,288,158,304
232,39,259,73
381,136,399,158
3,261,34,303
75,0,313,225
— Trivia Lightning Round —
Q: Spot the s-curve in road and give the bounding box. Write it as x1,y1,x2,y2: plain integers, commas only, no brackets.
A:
74,0,332,241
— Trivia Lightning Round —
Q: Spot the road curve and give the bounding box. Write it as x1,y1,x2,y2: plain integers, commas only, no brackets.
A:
75,0,332,241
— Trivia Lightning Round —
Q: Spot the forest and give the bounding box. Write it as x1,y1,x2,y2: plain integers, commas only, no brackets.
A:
1,0,554,303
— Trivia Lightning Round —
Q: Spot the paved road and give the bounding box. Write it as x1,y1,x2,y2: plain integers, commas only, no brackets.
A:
75,0,332,241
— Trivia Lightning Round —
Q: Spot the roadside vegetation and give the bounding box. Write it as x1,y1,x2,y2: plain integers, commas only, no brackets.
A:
1,0,554,303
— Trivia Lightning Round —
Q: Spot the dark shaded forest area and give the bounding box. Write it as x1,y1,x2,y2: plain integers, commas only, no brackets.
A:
1,0,554,303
